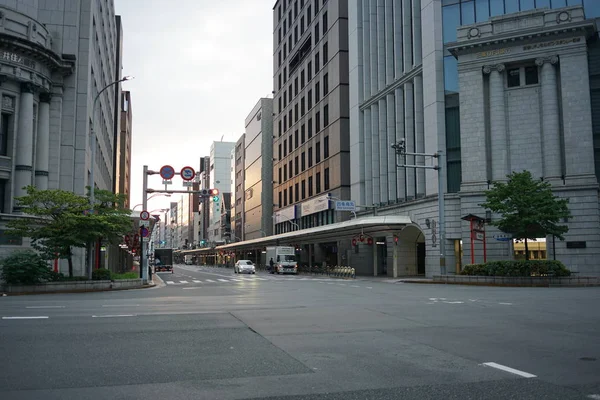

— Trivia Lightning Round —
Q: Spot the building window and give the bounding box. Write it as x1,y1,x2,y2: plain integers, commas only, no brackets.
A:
323,73,329,95
308,147,313,167
0,180,6,213
288,88,292,103
323,42,328,63
278,5,282,20
445,104,462,193
300,16,305,34
301,151,306,171
289,160,293,177
301,97,305,116
308,176,313,196
294,103,299,122
324,168,330,191
316,141,321,163
525,66,539,85
315,111,321,133
323,105,329,127
316,172,321,194
284,189,288,206
289,186,293,204
279,167,282,183
315,82,320,102
278,97,282,114
278,143,282,159
295,156,299,174
507,65,539,88
507,68,520,88
284,67,287,82
308,89,313,109
278,27,282,44
0,113,11,156
308,118,313,138
300,69,305,88
301,179,306,199
284,43,287,58
278,51,282,67
284,164,288,180
295,129,299,148
279,191,282,207
294,77,299,96
294,25,298,44
315,22,319,42
284,139,288,156
324,136,329,158
278,74,282,90
322,11,327,33
295,182,299,202
307,61,312,79
283,90,287,107
315,52,320,70
289,137,293,153
301,124,306,143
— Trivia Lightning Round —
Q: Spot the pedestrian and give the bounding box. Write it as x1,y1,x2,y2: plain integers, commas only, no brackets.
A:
269,257,275,274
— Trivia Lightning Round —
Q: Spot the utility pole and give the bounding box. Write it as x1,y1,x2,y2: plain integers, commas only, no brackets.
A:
391,139,446,275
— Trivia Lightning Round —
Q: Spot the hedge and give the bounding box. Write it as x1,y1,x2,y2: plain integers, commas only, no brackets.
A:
460,260,571,277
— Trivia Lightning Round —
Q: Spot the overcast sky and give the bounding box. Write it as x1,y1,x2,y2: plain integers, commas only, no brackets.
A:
115,0,274,212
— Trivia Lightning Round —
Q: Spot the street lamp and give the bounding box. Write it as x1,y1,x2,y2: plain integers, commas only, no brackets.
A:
272,213,300,232
132,193,171,211
87,75,133,279
319,195,357,219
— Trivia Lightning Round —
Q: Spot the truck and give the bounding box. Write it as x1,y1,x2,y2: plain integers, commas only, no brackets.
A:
266,246,298,274
154,248,173,273
184,254,194,265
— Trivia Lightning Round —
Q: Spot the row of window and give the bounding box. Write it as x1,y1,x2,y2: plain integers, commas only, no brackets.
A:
278,136,330,181
278,167,330,207
278,10,328,60
279,79,329,134
277,0,327,25
279,41,328,94
278,105,330,158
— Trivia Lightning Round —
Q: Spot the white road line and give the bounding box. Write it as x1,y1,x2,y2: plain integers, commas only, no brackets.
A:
179,280,189,284
255,278,267,281
166,281,175,284
351,285,360,288
206,279,216,283
366,287,373,289
192,280,202,283
587,394,600,399
2,316,49,320
482,362,537,378
91,314,136,318
26,306,65,309
102,305,139,308
499,302,513,305
182,287,202,290
217,279,229,282
230,278,242,282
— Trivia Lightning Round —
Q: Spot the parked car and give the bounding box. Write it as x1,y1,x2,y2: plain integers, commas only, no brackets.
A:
234,260,256,274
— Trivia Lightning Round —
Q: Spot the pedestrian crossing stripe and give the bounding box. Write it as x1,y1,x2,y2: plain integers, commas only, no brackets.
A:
165,276,327,285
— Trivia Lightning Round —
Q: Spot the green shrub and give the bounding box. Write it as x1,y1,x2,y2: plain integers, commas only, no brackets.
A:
0,251,52,285
460,259,570,277
111,272,138,280
92,268,112,281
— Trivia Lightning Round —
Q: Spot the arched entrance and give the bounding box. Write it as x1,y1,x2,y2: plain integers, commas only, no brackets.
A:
396,225,426,276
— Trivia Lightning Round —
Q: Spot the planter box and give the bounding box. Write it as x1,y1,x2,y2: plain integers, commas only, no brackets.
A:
111,279,143,289
0,280,112,293
433,275,600,287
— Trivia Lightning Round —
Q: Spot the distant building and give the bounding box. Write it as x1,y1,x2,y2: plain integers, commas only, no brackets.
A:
115,91,132,208
207,141,235,244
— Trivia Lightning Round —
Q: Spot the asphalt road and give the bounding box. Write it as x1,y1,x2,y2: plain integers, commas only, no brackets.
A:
1,264,599,400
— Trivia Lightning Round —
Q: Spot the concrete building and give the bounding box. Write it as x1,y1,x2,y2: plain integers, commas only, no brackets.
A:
232,135,245,242
115,90,132,208
0,0,122,275
206,141,235,244
243,98,274,240
273,0,351,265
348,0,600,276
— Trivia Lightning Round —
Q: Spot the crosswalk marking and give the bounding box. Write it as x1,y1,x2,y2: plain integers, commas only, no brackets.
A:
166,281,175,284
230,278,242,282
255,277,267,281
217,279,228,282
192,280,202,283
206,279,216,283
179,280,188,284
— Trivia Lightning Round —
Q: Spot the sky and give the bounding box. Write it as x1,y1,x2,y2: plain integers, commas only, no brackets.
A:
114,0,274,213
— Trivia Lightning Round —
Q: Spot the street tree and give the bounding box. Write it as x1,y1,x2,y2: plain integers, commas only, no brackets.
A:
480,170,571,260
6,186,132,277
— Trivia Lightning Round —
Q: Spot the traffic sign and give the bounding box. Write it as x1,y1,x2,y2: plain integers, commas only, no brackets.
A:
180,166,195,181
140,227,149,238
159,165,175,180
182,181,193,187
139,220,150,227
140,210,150,220
335,200,356,211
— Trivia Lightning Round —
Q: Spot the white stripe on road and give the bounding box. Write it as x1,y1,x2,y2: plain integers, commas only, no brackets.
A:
482,362,537,378
2,316,49,320
217,279,229,282
192,280,202,283
91,314,136,318
230,278,242,282
179,280,189,284
366,287,373,289
166,281,175,284
26,306,65,309
255,278,267,281
205,279,216,283
499,302,513,305
587,395,600,399
102,305,140,307
351,285,360,288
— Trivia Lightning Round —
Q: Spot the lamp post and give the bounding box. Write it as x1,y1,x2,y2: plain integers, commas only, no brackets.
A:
132,193,171,211
87,75,133,278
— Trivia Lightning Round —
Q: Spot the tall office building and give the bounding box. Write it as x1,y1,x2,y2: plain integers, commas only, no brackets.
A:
232,135,245,242
115,91,132,208
0,0,121,274
349,0,600,276
272,0,350,241
207,141,235,244
243,98,274,240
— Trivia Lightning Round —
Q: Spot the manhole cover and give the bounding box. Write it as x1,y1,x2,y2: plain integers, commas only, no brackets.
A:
580,357,596,361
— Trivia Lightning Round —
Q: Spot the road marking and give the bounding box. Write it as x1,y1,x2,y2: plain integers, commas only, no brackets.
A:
182,287,202,290
327,282,334,285
2,316,49,320
166,281,175,284
499,302,513,305
230,278,242,282
192,280,202,283
338,284,346,286
179,280,189,284
443,301,464,304
366,287,373,289
217,279,229,282
351,285,360,288
255,278,267,281
206,279,216,283
102,305,139,308
91,314,136,318
25,306,65,309
482,362,537,378
587,394,600,399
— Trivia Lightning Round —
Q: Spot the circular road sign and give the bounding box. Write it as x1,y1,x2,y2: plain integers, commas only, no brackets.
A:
140,210,150,220
180,166,196,181
159,165,175,180
140,227,149,238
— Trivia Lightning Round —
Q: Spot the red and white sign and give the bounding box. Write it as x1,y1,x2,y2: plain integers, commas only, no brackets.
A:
159,165,175,180
140,210,150,220
180,166,195,181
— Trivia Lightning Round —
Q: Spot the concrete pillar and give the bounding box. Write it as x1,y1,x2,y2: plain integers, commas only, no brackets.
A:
486,64,508,182
404,81,415,200
362,0,371,99
392,237,399,278
412,0,422,65
369,0,378,94
395,87,406,201
14,83,35,204
371,103,380,205
415,75,425,197
402,0,413,73
386,94,397,202
393,0,403,78
35,93,51,190
364,109,373,206
536,56,561,179
373,242,378,276
384,0,394,85
377,0,386,91
379,99,389,203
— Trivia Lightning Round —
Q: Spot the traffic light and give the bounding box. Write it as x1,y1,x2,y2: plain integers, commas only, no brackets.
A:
211,188,219,203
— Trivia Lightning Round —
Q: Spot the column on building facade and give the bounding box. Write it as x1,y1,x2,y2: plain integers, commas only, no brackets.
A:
415,75,425,197
402,0,413,73
386,93,397,202
371,102,381,204
14,83,35,204
377,0,386,91
35,93,51,190
536,56,561,179
404,81,415,200
412,0,422,65
378,99,389,203
362,0,371,99
384,0,394,85
364,108,373,206
369,0,378,94
486,64,508,181
395,87,406,201
393,0,403,78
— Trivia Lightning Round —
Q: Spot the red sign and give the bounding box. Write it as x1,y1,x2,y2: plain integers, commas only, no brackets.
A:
352,238,357,246
159,165,175,180
367,237,373,245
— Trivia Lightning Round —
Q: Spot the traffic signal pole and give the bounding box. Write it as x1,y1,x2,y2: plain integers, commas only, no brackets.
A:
141,165,149,284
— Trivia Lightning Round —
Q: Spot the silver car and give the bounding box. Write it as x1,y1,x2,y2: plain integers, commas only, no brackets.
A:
234,260,256,274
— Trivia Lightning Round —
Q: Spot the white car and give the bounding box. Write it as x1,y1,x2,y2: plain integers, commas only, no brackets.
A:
234,260,256,274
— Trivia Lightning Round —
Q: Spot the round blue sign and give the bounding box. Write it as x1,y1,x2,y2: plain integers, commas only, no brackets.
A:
159,165,175,180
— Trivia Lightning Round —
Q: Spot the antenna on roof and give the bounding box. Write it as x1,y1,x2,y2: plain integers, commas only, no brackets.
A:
220,135,224,142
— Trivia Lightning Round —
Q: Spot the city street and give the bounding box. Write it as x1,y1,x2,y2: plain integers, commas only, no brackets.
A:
1,265,599,399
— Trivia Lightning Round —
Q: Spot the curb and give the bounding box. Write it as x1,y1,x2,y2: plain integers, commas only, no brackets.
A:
399,280,600,288
0,281,157,296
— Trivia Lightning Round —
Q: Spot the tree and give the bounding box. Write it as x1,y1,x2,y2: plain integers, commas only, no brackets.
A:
6,186,132,277
480,171,571,260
